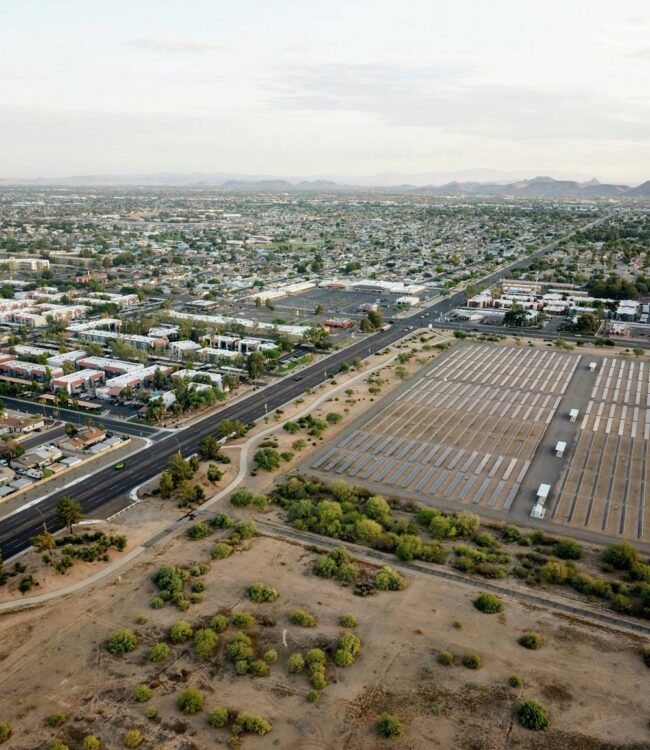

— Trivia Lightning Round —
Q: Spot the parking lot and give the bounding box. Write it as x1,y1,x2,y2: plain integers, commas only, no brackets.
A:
272,287,437,317
310,342,579,517
550,356,650,543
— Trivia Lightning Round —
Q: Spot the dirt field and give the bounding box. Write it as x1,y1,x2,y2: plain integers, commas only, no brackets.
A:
0,532,648,750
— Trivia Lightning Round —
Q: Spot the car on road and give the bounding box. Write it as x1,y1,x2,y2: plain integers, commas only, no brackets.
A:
114,462,126,470
294,375,302,380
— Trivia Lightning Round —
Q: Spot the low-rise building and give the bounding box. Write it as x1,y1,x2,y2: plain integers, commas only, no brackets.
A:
50,369,105,395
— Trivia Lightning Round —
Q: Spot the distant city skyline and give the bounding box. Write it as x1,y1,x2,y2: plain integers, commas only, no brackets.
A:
1,0,649,183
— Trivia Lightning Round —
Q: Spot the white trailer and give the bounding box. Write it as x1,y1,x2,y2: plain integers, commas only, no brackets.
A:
537,483,551,504
569,408,579,423
555,441,566,458
530,503,546,519
589,362,597,372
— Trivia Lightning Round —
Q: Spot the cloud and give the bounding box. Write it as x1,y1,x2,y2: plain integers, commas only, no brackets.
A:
628,47,650,60
268,62,650,141
128,36,229,55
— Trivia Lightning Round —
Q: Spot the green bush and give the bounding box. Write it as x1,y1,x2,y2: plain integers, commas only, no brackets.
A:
0,722,10,744
473,593,503,614
289,609,317,627
250,659,270,677
603,541,639,570
177,687,205,714
287,653,305,674
509,674,522,688
210,614,229,633
143,706,157,719
554,540,583,560
208,706,229,728
232,712,272,736
49,741,69,750
336,562,361,584
106,629,138,654
188,521,212,539
339,613,358,628
310,666,327,690
306,690,318,702
313,555,337,578
248,582,279,602
211,542,233,560
437,651,453,666
123,729,144,748
170,620,193,643
194,628,220,660
211,512,234,529
132,684,152,702
263,648,278,664
46,712,68,728
462,653,482,669
232,611,256,629
517,700,550,730
374,566,407,591
80,736,101,750
305,648,327,667
518,632,542,650
377,713,403,738
224,632,254,662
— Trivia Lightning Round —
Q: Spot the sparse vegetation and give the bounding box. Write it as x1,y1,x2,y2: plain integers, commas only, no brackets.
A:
517,700,550,730
377,713,403,739
473,592,503,614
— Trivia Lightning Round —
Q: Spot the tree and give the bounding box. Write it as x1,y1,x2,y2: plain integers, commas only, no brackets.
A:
64,422,78,438
167,452,194,486
159,470,174,499
198,435,221,461
367,309,384,329
0,439,25,465
253,448,281,471
56,495,83,533
246,351,266,380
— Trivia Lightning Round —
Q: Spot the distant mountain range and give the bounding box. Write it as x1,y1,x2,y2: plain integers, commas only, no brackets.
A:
1,172,649,197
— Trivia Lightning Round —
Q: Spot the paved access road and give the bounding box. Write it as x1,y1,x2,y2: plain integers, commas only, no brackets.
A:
0,215,608,560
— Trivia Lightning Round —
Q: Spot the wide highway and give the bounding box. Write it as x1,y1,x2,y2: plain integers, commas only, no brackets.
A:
0,215,607,559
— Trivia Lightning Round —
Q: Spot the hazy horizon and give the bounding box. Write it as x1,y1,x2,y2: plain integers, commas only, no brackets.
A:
1,0,649,183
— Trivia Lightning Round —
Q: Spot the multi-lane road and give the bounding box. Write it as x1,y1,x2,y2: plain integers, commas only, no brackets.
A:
0,215,607,560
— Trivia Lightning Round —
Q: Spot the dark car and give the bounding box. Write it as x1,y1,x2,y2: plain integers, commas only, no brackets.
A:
294,375,303,381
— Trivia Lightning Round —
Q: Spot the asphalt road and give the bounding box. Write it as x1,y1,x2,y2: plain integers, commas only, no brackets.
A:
0,215,608,560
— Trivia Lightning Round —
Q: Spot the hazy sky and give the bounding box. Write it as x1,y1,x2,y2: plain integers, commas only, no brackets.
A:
1,0,649,182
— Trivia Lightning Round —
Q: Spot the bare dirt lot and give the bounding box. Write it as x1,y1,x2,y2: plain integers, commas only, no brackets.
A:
0,533,648,750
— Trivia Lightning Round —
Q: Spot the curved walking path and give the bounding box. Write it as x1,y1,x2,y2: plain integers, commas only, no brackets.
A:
0,353,399,613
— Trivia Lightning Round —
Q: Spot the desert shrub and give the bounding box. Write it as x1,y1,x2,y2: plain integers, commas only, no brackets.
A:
231,520,257,539
123,730,144,748
81,736,101,750
310,666,327,690
437,651,454,665
191,581,205,593
554,540,583,560
263,648,278,664
0,723,10,744
334,649,355,667
208,706,229,728
232,712,272,736
177,687,205,714
210,614,229,633
502,525,522,542
462,653,482,669
611,593,633,613
224,632,254,662
474,531,498,548
46,712,68,728
339,613,358,628
377,713,403,738
517,700,550,730
306,690,318,702
49,742,69,750
235,658,250,675
473,593,503,614
211,513,234,529
248,582,279,602
170,620,194,643
232,611,256,629
107,629,138,654
518,632,542,650
194,628,220,660
250,659,270,676
539,560,572,584
334,632,362,667
287,652,305,674
132,684,152,702
188,521,211,539
211,542,233,560
313,555,337,578
289,609,317,627
143,706,157,719
336,562,361,584
150,596,165,609
305,648,327,667
641,647,650,667
419,542,448,564
374,566,406,591
509,674,522,688
603,541,640,570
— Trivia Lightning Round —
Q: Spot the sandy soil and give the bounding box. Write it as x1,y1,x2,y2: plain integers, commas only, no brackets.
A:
0,534,647,750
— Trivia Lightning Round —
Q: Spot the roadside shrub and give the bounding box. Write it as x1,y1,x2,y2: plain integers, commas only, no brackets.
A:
377,713,403,738
232,611,256,629
289,609,317,627
106,629,138,654
374,566,406,591
211,512,234,529
232,520,257,539
232,712,272,736
509,674,522,688
170,620,193,643
46,712,68,728
554,540,583,560
603,541,639,570
210,614,229,633
287,653,305,673
437,651,453,666
611,593,633,614
81,736,101,750
194,628,220,660
208,706,229,728
123,730,144,748
188,521,211,539
248,582,279,602
517,700,550,730
132,684,152,702
473,593,503,614
177,687,205,714
518,632,542,650
339,613,358,628
502,525,522,542
211,542,233,560
462,653,482,669
539,560,572,585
